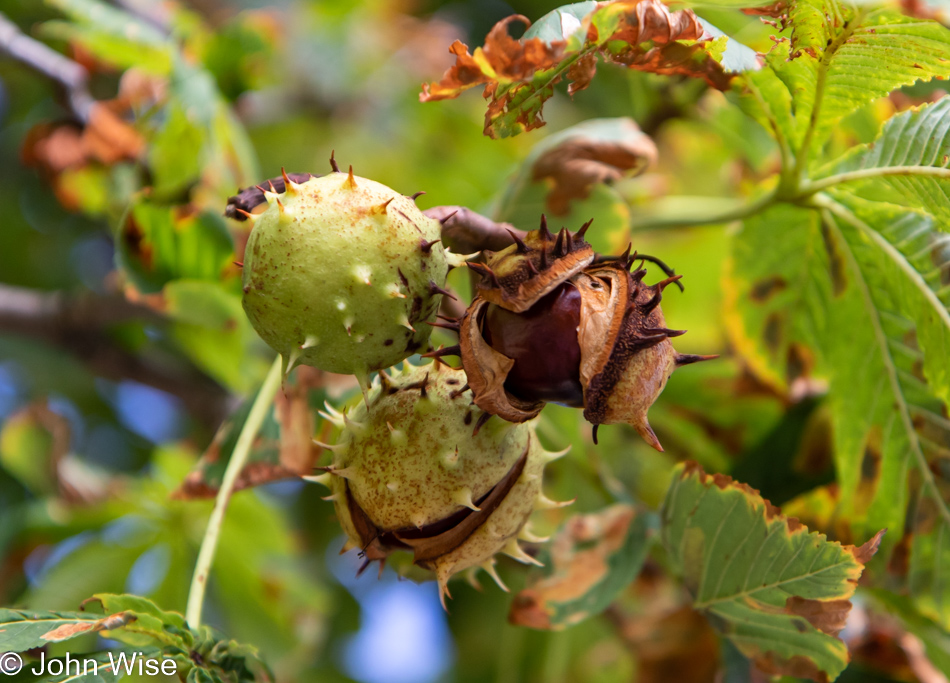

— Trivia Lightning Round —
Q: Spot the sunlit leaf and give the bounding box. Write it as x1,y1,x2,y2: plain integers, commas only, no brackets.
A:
747,0,950,151
41,0,172,74
661,461,884,682
728,192,950,627
722,204,821,393
820,97,950,223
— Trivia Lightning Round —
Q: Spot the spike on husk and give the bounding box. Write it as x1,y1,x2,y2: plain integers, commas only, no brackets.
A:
319,363,563,610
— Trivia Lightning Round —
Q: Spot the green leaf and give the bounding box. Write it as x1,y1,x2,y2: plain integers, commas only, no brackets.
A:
41,0,172,74
811,195,950,577
509,505,654,630
722,204,820,392
728,193,950,627
115,202,235,294
661,461,884,682
819,97,950,222
148,104,206,198
761,0,950,152
696,18,762,73
163,280,258,392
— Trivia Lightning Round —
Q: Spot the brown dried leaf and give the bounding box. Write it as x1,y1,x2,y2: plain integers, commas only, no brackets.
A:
510,505,632,628
22,102,143,174
41,612,136,642
742,0,790,17
421,1,739,138
530,118,657,215
612,606,720,683
420,16,565,102
567,53,598,96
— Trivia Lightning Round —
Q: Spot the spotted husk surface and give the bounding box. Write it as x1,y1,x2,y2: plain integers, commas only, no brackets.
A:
241,171,462,388
310,362,569,606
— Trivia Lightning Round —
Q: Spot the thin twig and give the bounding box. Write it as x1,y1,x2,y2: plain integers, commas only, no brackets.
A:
629,190,778,232
185,355,283,629
0,11,94,120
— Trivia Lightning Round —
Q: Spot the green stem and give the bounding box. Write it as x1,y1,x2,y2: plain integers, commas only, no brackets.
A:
630,189,777,231
804,166,950,194
791,10,863,183
185,355,284,628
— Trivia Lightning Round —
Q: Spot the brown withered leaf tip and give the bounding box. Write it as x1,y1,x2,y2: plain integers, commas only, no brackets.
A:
420,15,566,102
531,119,658,215
40,612,137,642
422,0,736,137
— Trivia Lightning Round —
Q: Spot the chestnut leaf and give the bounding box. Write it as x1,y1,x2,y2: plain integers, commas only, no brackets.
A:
661,462,884,682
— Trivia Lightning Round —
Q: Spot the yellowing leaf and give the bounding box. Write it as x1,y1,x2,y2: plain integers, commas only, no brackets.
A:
661,462,884,682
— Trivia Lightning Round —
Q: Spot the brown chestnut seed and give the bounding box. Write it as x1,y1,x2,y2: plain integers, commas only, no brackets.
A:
482,283,584,407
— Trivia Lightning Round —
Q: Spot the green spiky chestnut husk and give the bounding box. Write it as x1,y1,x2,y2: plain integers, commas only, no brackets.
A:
241,170,464,387
309,361,569,607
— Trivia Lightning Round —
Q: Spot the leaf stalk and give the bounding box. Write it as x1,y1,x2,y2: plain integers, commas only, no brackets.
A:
185,355,284,629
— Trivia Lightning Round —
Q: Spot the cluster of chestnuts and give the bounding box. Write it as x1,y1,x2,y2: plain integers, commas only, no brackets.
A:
227,157,713,606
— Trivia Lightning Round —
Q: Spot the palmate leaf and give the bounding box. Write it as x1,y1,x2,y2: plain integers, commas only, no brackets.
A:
661,462,883,682
739,0,950,152
814,193,950,626
725,195,950,627
721,204,821,392
819,97,950,223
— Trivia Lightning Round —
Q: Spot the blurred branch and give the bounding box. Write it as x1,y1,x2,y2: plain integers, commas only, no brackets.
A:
0,284,231,429
0,12,95,121
425,206,523,254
